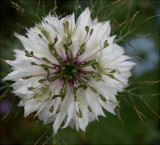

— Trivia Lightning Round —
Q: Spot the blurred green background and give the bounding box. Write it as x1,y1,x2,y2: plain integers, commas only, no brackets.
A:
0,0,159,144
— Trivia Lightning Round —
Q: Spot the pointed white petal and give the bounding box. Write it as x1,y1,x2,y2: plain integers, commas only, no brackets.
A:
62,102,75,128
85,88,105,119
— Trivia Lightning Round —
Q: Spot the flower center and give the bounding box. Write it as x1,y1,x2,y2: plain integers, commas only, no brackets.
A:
61,62,77,79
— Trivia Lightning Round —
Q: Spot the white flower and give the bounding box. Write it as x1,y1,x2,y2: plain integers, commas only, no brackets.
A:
3,8,135,133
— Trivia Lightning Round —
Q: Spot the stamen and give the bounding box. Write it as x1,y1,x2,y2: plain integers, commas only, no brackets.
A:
60,77,68,99
73,89,77,102
25,50,58,67
38,79,47,83
30,62,37,65
66,21,69,27
42,57,50,63
30,51,34,55
22,72,47,80
99,95,107,102
76,43,85,59
76,103,82,118
84,27,94,44
38,34,43,39
40,64,51,69
76,59,97,69
63,44,73,60
75,26,94,59
30,61,54,71
22,76,32,79
27,87,35,91
90,28,94,36
104,40,109,48
107,74,114,79
24,50,32,57
49,106,54,113
52,95,62,99
47,71,64,81
63,21,70,35
54,36,58,45
85,26,89,33
26,87,49,102
89,86,97,93
76,109,82,118
77,85,87,90
37,26,52,43
48,43,64,64
90,72,103,81
88,106,92,112
56,105,61,113
75,76,87,88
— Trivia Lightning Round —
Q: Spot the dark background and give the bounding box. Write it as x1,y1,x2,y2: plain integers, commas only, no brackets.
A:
0,0,160,144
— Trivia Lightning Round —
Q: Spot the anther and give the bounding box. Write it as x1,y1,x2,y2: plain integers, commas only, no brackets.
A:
99,95,107,102
66,21,69,27
88,106,92,112
54,36,58,45
110,70,116,73
77,43,85,56
22,76,32,79
49,106,54,113
77,85,87,90
42,57,50,63
56,105,60,113
38,34,43,39
30,62,37,65
30,51,34,55
104,40,109,48
108,74,114,79
76,109,82,118
37,26,51,42
67,41,72,46
92,73,103,81
80,59,97,67
90,28,94,36
90,86,97,93
24,50,31,57
38,79,47,83
85,26,89,33
40,64,50,69
27,87,35,91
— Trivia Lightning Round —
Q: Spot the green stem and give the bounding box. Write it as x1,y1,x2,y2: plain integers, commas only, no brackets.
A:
76,75,99,93
47,72,65,81
64,44,73,60
60,77,69,99
76,63,96,69
75,76,87,86
48,44,64,64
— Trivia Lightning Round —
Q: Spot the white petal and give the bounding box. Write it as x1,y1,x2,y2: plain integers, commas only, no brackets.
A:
53,89,72,133
62,102,75,128
85,88,105,119
76,7,92,27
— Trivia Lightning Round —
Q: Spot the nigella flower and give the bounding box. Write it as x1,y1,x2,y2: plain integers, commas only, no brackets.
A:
3,8,135,133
